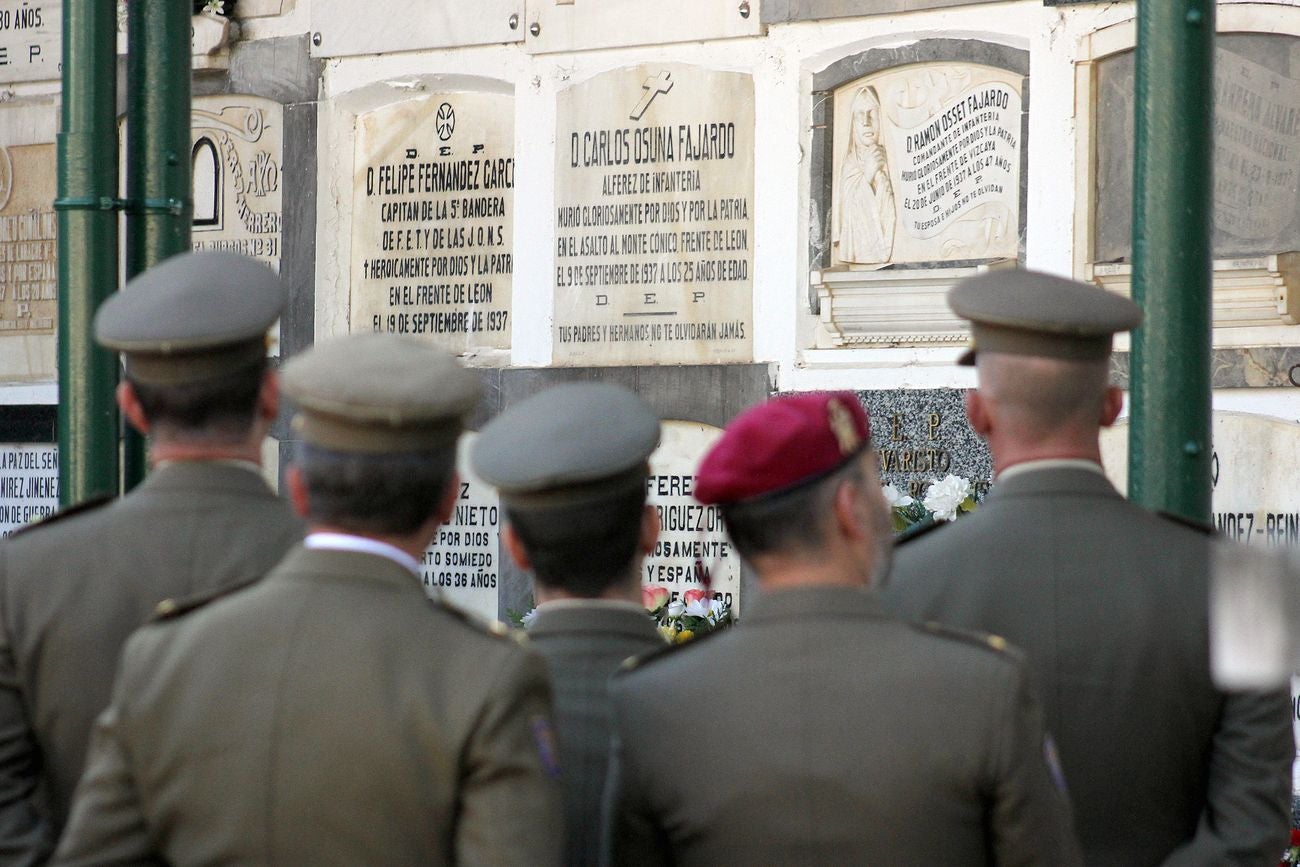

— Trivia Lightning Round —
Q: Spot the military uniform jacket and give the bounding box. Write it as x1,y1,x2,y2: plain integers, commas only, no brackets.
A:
0,461,303,866
54,545,564,866
528,601,664,867
882,466,1292,865
605,586,1082,866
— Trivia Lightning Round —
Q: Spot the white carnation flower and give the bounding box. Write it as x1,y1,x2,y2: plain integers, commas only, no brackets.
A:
521,608,538,627
684,598,712,619
881,484,915,508
666,600,685,618
923,474,972,522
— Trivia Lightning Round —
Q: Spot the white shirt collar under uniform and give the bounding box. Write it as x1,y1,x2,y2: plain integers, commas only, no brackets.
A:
535,598,646,614
304,532,422,577
996,458,1106,483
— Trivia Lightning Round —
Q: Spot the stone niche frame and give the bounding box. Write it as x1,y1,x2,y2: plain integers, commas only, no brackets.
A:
1073,6,1300,387
808,39,1029,348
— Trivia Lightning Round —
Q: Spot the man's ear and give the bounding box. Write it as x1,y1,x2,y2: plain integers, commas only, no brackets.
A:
502,524,533,571
639,504,660,556
1100,386,1124,428
257,369,280,423
116,381,151,435
285,464,311,518
833,480,869,543
965,389,991,437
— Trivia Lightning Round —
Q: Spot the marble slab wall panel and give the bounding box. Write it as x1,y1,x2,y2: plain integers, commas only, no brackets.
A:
857,387,992,499
553,64,755,366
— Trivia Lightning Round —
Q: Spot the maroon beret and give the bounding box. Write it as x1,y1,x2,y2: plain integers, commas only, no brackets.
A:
695,392,872,506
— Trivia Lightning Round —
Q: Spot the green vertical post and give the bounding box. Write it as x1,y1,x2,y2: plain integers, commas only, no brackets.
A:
123,0,193,490
55,0,120,506
1128,0,1215,522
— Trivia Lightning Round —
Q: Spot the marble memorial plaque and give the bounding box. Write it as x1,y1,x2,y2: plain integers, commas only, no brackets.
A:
191,96,284,268
553,65,754,366
831,63,1022,267
1101,412,1300,545
1095,34,1300,261
857,389,991,499
0,443,56,537
351,93,514,353
0,1,58,84
644,420,740,615
421,434,501,622
0,143,56,337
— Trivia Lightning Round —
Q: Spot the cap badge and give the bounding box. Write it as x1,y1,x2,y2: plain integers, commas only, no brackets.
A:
827,398,860,455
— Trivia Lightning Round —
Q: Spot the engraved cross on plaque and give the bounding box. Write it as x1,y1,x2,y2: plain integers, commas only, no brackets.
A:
630,70,673,121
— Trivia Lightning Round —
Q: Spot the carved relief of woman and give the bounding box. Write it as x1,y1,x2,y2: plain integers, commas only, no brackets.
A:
835,85,896,265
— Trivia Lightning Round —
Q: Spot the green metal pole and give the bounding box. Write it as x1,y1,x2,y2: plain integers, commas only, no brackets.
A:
55,0,120,506
1128,0,1215,522
124,0,193,490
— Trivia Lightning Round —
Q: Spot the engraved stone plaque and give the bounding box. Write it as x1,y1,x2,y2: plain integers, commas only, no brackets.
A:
422,433,502,622
553,65,754,366
1101,412,1300,547
1095,34,1300,262
857,389,992,499
831,62,1023,267
0,0,58,84
643,420,741,615
0,143,56,337
351,93,514,353
191,95,284,268
0,443,56,536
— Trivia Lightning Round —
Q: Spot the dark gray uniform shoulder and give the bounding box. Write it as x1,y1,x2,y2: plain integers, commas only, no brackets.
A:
6,495,114,540
894,517,950,547
615,625,728,677
909,619,1025,663
149,576,262,623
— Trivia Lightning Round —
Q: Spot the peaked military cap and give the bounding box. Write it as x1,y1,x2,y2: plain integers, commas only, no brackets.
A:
471,383,660,509
950,269,1143,366
281,333,480,454
695,391,871,506
94,251,284,385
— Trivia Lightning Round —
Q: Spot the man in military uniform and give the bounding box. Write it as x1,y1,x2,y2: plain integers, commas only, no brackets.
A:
604,391,1081,864
882,269,1292,864
55,333,562,865
472,382,665,867
0,251,303,864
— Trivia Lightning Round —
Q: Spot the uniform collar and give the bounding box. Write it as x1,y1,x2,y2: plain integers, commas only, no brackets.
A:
304,532,422,577
996,458,1104,483
744,585,889,623
987,464,1123,501
138,460,275,495
271,543,425,591
528,600,663,641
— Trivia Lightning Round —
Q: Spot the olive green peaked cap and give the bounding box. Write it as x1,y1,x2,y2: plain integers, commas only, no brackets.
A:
281,333,480,454
950,269,1143,366
472,383,661,509
94,251,284,385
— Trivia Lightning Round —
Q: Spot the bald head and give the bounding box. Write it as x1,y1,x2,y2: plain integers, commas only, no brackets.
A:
973,352,1116,449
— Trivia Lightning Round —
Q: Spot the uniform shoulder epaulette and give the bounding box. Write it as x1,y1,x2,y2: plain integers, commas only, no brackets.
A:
617,623,731,674
424,597,529,646
150,576,260,623
894,518,949,547
8,494,115,539
911,620,1024,661
1155,510,1216,536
